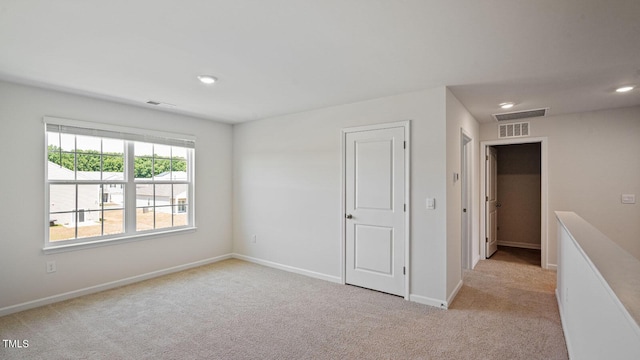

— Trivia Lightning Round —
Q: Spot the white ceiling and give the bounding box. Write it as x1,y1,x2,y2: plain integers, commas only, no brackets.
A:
1,0,639,123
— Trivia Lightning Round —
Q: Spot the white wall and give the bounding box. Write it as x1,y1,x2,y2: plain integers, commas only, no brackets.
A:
0,81,233,310
480,106,640,263
233,88,452,305
445,89,480,299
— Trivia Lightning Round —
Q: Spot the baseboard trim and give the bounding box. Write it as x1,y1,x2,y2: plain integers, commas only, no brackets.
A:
409,294,448,309
232,253,342,284
0,254,233,317
498,241,541,250
471,255,480,269
547,263,558,271
447,280,463,307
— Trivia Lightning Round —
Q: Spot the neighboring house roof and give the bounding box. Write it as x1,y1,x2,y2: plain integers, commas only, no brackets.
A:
48,161,123,181
48,161,75,180
136,184,188,199
49,161,187,200
77,171,123,181
153,171,187,181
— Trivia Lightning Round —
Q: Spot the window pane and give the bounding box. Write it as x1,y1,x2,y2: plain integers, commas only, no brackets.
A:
47,150,60,166
155,184,172,229
134,157,153,179
48,154,75,180
102,138,124,155
77,210,102,238
173,207,188,226
78,185,101,211
136,184,154,207
155,184,172,205
171,159,187,180
102,155,124,180
136,207,154,231
155,206,173,229
103,209,124,236
49,216,75,242
154,144,171,158
76,135,100,152
50,185,76,213
60,133,75,152
153,159,171,179
174,184,188,201
104,184,125,206
135,142,153,157
172,146,187,160
47,131,60,148
77,153,101,178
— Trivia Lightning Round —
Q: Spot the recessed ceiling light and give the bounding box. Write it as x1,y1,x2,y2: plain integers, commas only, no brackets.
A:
499,102,515,109
197,75,217,85
615,86,635,93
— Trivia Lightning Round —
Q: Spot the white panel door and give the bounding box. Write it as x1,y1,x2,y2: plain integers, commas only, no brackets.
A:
345,126,405,296
486,146,498,258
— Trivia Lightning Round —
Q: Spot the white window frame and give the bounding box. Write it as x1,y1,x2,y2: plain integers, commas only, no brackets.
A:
44,116,196,253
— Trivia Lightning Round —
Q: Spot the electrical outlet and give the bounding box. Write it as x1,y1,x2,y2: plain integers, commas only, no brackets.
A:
46,261,56,274
621,194,636,204
251,235,257,244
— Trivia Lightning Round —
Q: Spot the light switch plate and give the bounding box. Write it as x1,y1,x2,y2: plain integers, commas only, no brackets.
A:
426,198,436,210
621,194,636,204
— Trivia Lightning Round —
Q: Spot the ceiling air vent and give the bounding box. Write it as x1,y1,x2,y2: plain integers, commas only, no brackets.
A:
145,100,176,108
498,122,530,138
493,108,548,122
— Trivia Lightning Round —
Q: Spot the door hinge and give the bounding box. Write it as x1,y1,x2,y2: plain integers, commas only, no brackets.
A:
463,208,467,213
485,237,488,243
486,196,489,201
403,266,406,275
404,203,406,212
486,155,489,160
403,141,406,149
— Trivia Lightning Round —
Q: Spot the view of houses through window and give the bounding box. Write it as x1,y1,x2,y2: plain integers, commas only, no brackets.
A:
133,142,189,232
46,121,194,245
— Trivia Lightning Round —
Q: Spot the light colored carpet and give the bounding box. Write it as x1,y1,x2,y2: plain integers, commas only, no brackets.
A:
0,247,567,359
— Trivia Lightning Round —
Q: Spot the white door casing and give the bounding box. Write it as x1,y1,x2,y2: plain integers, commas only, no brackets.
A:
461,130,473,269
486,146,498,258
480,138,549,268
344,123,408,297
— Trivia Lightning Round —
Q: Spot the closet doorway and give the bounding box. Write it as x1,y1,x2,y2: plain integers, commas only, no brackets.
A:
480,138,550,269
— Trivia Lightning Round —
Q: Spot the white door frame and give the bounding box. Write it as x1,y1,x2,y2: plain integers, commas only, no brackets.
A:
461,129,473,270
479,137,549,269
341,120,411,300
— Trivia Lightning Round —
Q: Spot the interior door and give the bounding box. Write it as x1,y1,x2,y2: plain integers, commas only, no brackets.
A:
345,126,405,296
486,146,498,258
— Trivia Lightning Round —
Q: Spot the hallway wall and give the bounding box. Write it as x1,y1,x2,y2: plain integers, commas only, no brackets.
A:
481,106,640,263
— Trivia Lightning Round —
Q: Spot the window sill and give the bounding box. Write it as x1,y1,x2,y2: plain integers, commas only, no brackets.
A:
43,227,197,254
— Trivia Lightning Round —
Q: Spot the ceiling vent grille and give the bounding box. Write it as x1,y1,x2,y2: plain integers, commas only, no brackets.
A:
145,100,176,108
493,108,548,122
498,122,530,138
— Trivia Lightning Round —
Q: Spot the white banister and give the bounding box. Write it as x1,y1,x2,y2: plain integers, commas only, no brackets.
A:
556,211,640,359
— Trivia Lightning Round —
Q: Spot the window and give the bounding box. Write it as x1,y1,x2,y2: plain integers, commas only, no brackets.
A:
45,117,195,249
133,142,190,231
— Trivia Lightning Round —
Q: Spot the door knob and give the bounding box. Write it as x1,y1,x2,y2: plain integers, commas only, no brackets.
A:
496,202,502,208
345,214,353,219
